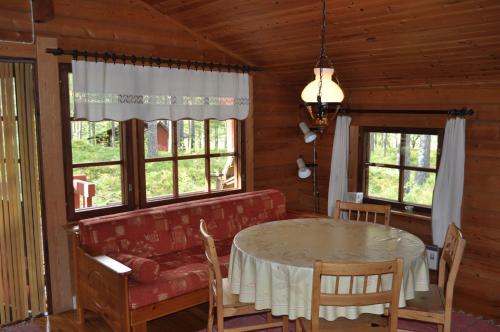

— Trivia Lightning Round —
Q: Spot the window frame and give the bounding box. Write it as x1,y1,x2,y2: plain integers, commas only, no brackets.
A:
358,126,444,214
137,119,245,208
60,64,135,220
59,63,246,220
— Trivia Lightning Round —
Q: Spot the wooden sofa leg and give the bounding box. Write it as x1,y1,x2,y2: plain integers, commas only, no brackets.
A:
75,306,85,324
132,322,148,332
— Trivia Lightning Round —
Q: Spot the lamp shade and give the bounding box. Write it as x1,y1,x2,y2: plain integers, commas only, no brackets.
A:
297,158,312,179
299,122,317,143
301,68,344,104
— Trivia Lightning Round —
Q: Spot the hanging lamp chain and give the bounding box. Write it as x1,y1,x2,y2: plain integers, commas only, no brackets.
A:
317,0,328,107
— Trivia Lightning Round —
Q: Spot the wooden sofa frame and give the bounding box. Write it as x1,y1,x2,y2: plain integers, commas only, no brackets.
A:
70,228,208,332
69,210,324,331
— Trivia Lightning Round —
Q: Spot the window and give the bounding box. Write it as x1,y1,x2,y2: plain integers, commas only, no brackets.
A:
359,127,443,213
61,68,134,219
140,119,240,205
60,65,244,220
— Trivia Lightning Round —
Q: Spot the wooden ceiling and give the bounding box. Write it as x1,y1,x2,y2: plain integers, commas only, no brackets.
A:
143,0,500,90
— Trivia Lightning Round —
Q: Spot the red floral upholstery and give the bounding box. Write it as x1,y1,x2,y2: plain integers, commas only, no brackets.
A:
79,189,286,257
108,253,160,284
78,189,287,309
128,239,232,309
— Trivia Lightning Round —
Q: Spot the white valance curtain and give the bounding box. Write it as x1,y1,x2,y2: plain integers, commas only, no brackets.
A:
327,115,352,216
431,118,466,247
72,60,250,121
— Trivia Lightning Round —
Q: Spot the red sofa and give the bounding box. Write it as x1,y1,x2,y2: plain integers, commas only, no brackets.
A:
72,189,320,332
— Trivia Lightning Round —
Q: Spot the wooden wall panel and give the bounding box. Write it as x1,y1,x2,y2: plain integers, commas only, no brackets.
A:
147,0,500,88
252,73,308,209
297,85,500,322
35,37,73,313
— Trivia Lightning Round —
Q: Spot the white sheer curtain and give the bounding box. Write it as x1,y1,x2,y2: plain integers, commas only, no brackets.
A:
431,118,466,246
327,116,352,216
72,60,249,121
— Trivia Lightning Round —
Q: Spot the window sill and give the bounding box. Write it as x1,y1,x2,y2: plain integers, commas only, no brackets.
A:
391,209,431,221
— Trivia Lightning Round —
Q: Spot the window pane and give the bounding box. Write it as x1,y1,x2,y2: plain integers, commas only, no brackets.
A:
71,121,121,163
177,120,205,156
210,156,236,191
178,158,206,194
210,120,236,153
73,165,122,209
404,134,438,169
368,132,401,165
367,166,399,201
403,170,436,206
144,120,172,158
145,161,173,200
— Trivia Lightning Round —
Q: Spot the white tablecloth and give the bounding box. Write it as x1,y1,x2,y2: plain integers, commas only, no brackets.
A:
228,218,429,320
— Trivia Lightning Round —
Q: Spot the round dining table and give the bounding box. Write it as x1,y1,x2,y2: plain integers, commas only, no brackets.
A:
228,218,429,321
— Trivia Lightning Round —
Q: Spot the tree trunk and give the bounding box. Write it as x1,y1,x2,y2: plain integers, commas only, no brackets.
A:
403,134,411,195
383,133,387,156
177,121,184,150
369,133,375,153
110,122,116,147
415,135,431,185
147,121,158,158
189,120,195,151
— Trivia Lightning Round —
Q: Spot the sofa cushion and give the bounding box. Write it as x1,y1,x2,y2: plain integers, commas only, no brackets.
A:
108,253,160,284
79,189,287,257
128,238,233,309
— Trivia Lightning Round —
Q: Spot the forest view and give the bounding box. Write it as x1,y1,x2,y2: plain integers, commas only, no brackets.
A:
366,132,439,206
71,120,235,208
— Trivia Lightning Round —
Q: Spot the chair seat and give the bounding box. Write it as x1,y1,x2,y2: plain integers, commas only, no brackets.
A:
398,284,445,323
298,314,389,332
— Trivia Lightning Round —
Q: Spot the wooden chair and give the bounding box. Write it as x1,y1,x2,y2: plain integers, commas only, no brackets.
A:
199,220,289,332
398,223,466,332
296,258,403,332
334,200,391,226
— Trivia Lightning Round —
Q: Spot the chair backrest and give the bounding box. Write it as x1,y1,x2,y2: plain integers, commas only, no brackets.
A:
438,223,466,308
200,219,224,313
334,200,391,226
311,258,403,332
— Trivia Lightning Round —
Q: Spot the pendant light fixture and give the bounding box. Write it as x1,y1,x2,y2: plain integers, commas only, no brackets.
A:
301,0,344,131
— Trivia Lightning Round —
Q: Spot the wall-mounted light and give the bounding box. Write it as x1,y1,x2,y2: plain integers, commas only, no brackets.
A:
299,122,317,143
296,158,312,179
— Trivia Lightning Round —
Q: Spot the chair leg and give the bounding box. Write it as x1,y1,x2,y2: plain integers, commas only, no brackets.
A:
75,306,85,324
295,319,302,332
282,316,289,332
266,312,273,332
438,324,444,332
207,291,215,332
217,311,225,332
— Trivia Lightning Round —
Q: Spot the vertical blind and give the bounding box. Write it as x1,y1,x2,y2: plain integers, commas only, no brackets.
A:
0,62,46,325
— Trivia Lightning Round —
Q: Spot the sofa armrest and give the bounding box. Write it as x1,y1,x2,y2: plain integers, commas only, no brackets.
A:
93,255,132,275
74,246,131,331
286,209,329,219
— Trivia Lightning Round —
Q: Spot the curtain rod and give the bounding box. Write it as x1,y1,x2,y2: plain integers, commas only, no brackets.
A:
339,108,474,116
46,48,262,73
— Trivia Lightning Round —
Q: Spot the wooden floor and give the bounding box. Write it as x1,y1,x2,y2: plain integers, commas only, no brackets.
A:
35,303,209,332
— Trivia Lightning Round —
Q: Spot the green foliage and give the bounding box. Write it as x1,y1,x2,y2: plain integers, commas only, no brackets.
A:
367,132,438,207
73,136,232,207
